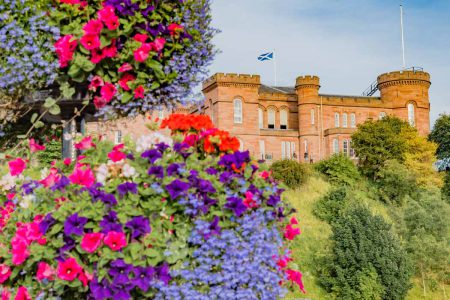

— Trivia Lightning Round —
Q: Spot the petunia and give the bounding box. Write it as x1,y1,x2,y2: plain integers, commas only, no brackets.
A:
78,269,93,287
100,82,116,101
286,269,306,293
118,73,135,91
284,224,301,241
80,34,101,50
141,149,162,163
29,139,45,152
74,136,96,150
64,213,88,236
100,211,123,233
117,182,138,196
133,43,152,62
125,216,151,239
134,85,145,99
0,264,11,284
94,96,108,109
108,259,132,285
81,232,104,253
69,166,95,187
36,262,55,281
225,196,247,217
168,23,184,36
132,266,155,292
89,76,104,90
90,277,112,300
165,179,190,199
133,33,148,43
104,231,127,251
8,158,26,176
156,262,171,285
38,213,55,235
118,63,133,73
108,149,126,162
57,258,82,281
1,288,10,300
148,166,164,179
14,286,31,300
83,19,103,35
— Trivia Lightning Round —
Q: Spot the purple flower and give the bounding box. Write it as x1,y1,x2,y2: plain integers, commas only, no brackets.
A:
206,167,218,175
141,5,155,18
51,176,70,191
99,192,118,206
197,179,216,194
167,163,182,176
117,182,138,196
21,181,39,195
126,216,151,239
100,211,123,233
64,213,88,236
109,259,133,285
133,266,155,292
148,166,164,179
39,213,55,234
126,153,135,160
204,216,221,239
165,179,190,199
225,197,247,217
57,236,76,261
200,196,217,214
155,142,170,153
141,149,162,163
90,277,112,300
267,195,281,206
218,151,250,170
219,171,235,184
110,281,134,300
156,262,171,285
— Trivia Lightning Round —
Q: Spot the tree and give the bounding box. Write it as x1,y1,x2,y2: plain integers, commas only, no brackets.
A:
321,206,412,299
270,159,309,188
376,160,417,205
429,113,450,160
315,153,360,186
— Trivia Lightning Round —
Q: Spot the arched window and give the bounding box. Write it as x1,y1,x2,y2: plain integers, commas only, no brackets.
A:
334,113,340,127
233,99,242,124
342,113,348,128
258,108,263,129
280,109,288,130
311,109,315,125
343,139,349,156
268,108,275,129
379,112,386,119
350,113,356,128
408,103,415,126
333,139,339,153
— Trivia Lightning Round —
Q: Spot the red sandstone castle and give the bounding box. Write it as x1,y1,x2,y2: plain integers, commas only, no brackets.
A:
88,69,431,162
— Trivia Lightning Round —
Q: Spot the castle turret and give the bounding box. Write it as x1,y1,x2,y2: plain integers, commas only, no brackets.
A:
377,69,431,135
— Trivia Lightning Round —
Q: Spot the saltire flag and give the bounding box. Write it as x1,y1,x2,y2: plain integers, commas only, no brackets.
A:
257,52,274,61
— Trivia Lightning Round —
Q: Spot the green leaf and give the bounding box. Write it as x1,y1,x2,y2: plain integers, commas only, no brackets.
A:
43,97,56,108
68,64,82,78
34,121,45,129
30,112,38,123
48,104,61,115
121,92,133,104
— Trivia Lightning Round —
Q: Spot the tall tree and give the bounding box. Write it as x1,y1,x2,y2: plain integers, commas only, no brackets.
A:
429,113,450,160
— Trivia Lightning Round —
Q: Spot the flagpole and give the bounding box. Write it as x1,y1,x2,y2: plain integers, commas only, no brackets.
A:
273,49,277,86
400,4,406,69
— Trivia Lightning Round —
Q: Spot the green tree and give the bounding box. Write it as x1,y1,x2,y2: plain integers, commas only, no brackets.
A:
270,159,309,188
429,113,450,160
376,160,417,205
315,153,360,186
443,171,450,202
321,206,412,299
313,186,348,223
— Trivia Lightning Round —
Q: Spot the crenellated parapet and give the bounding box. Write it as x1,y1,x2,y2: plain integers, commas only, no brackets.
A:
377,70,431,89
202,73,261,92
295,75,320,90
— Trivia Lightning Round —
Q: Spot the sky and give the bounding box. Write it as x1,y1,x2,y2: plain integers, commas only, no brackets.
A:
208,0,450,125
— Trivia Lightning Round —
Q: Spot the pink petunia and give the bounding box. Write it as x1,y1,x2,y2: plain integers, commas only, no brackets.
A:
68,166,95,187
118,63,133,73
104,231,127,251
168,23,184,36
29,139,45,153
83,19,103,35
152,37,166,52
57,258,82,281
93,96,108,109
54,35,78,67
103,43,117,58
88,75,104,91
74,136,96,150
63,158,72,166
1,288,10,300
108,149,126,162
90,48,105,64
36,262,55,282
81,232,104,253
133,33,148,43
0,264,11,284
118,73,136,91
14,286,31,300
100,82,116,101
78,269,93,287
8,158,26,176
134,86,145,99
133,43,152,62
286,269,306,293
39,168,61,188
80,34,100,50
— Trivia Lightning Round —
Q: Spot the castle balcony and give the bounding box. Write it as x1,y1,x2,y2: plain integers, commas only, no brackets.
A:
323,127,357,136
259,129,299,137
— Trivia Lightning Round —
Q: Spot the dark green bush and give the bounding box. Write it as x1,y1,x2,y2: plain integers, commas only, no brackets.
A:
321,206,412,299
313,187,348,223
37,138,61,164
315,153,360,186
376,160,417,205
443,171,450,202
270,159,309,188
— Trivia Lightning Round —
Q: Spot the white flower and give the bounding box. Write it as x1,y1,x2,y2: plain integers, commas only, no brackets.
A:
20,194,35,209
0,173,20,191
96,163,109,184
40,167,49,180
136,132,173,152
122,163,136,178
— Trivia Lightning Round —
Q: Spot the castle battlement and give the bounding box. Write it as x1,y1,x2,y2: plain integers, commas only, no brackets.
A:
202,73,261,91
377,70,431,86
295,75,320,89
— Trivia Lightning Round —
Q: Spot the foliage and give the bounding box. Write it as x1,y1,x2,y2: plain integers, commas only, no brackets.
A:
270,159,309,189
315,153,360,186
320,206,413,300
313,187,348,223
375,160,417,205
443,171,450,202
37,138,62,165
0,115,303,299
429,113,450,160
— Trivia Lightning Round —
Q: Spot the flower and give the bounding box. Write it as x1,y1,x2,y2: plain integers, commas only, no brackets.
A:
168,23,184,36
78,270,93,287
8,158,26,176
1,288,10,300
133,266,155,292
284,217,301,240
243,191,258,208
64,213,88,237
89,76,104,90
122,163,136,178
166,179,190,199
126,216,151,239
94,96,108,109
74,136,96,150
69,166,95,187
0,264,11,284
118,63,133,73
152,38,166,52
134,43,152,62
118,73,135,91
108,259,133,285
54,35,78,68
98,6,119,30
80,34,101,50
83,20,103,35
225,196,247,217
286,269,306,293
104,231,127,251
156,262,171,285
100,211,123,233
36,262,55,281
90,277,112,299
117,182,138,196
134,85,145,99
100,82,117,101
14,286,31,300
57,258,82,281
141,149,162,163
29,139,45,152
148,166,164,179
108,149,126,162
81,232,104,253
133,33,148,43
39,213,55,235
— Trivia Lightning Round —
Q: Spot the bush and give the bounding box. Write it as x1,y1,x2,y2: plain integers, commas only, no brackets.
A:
270,159,309,188
37,138,62,165
315,154,360,186
376,160,417,205
313,187,348,223
443,171,450,202
321,206,412,299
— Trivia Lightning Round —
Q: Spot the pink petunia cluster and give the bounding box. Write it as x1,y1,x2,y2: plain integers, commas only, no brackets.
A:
284,217,301,240
133,34,166,63
0,202,15,232
57,258,92,286
68,165,95,187
108,144,126,162
54,35,78,68
11,217,46,265
8,158,26,177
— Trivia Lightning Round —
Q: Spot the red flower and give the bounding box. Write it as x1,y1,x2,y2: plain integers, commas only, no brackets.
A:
168,23,184,36
152,37,166,52
100,82,116,101
36,262,55,281
104,231,127,251
243,191,258,208
118,63,133,73
98,6,115,22
133,33,148,43
83,19,103,35
284,217,301,240
80,34,100,50
93,96,107,109
0,264,11,284
81,232,104,253
57,258,82,281
103,43,117,58
68,166,95,187
78,270,93,287
134,43,152,62
1,288,10,300
54,35,78,67
118,73,136,91
134,85,145,99
8,158,26,176
63,158,72,166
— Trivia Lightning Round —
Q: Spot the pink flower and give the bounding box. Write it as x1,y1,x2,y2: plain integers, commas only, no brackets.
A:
1,289,10,300
59,0,80,4
8,158,26,176
69,166,95,187
104,231,127,251
81,232,104,253
243,191,258,208
63,158,72,166
108,149,126,162
103,43,117,58
118,63,133,73
98,6,119,30
11,238,29,265
118,73,136,91
6,193,15,200
104,16,119,30
284,224,301,241
54,35,78,67
80,34,100,50
14,286,31,300
133,33,148,43
90,48,105,64
88,75,104,91
290,217,299,225
276,256,292,269
93,96,108,109
168,23,184,36
133,43,152,62
0,264,11,284
57,258,82,281
83,19,103,35
78,269,93,286
40,168,61,188
36,262,55,281
286,269,306,293
259,170,270,179
29,139,45,152
74,136,96,150
183,134,199,147
134,86,145,99
100,82,116,101
152,37,166,52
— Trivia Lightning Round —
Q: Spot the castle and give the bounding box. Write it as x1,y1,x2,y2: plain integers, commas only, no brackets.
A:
87,69,431,162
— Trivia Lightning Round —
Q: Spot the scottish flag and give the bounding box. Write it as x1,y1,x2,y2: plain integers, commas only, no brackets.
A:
258,52,274,61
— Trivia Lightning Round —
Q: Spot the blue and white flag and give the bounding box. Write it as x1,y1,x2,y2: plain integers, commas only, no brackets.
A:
257,52,274,61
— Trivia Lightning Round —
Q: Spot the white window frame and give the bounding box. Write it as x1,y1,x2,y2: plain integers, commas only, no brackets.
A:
333,139,339,154
258,108,263,129
233,99,243,124
343,139,349,156
291,142,296,159
311,109,315,125
268,108,275,129
379,112,386,120
280,109,288,130
334,113,340,128
281,141,286,159
259,140,265,160
350,113,356,128
408,103,415,127
114,130,122,145
342,113,348,128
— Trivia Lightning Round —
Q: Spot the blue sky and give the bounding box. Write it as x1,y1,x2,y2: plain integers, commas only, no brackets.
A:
208,0,450,125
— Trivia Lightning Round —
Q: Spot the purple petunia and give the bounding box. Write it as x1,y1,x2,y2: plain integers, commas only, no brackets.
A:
90,277,112,300
133,266,155,292
141,149,162,163
267,195,281,207
156,262,171,285
225,196,247,217
155,142,170,153
63,213,88,236
218,151,250,170
39,213,55,234
117,182,138,196
100,211,123,233
50,176,70,192
148,166,164,179
204,216,221,239
165,179,190,199
126,216,151,239
196,179,216,194
109,259,133,285
167,163,182,176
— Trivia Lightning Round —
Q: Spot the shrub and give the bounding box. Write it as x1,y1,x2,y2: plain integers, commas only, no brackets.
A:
270,159,309,189
0,115,304,299
429,113,450,160
37,138,62,165
321,206,412,299
443,171,450,202
315,154,360,186
376,160,417,205
313,187,348,223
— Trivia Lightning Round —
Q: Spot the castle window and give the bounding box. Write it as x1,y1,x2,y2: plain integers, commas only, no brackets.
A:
114,130,122,145
342,113,348,128
334,113,340,127
333,139,339,153
343,139,349,156
408,103,415,126
379,112,386,119
258,108,263,129
233,99,243,124
349,140,355,157
280,109,288,130
311,109,315,125
268,108,275,129
291,142,297,160
281,141,286,159
350,113,356,128
304,140,308,161
259,140,265,160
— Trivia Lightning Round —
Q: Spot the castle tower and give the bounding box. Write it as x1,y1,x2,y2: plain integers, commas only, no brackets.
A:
377,69,431,135
295,75,320,162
